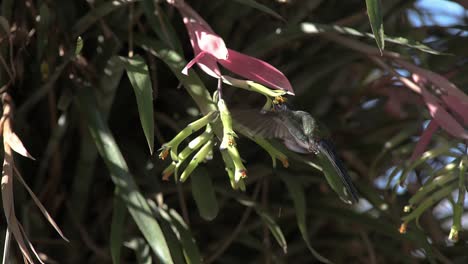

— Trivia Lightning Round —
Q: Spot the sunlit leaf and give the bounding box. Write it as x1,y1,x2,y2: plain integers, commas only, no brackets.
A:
121,55,155,154
75,87,173,264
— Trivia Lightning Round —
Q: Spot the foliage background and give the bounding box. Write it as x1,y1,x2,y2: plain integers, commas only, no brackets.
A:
0,0,467,263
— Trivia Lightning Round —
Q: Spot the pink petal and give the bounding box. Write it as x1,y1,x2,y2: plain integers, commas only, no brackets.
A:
182,51,207,75
176,2,228,60
422,88,468,140
219,49,294,94
410,120,439,161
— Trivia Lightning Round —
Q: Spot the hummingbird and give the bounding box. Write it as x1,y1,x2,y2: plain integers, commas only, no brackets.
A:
232,103,359,204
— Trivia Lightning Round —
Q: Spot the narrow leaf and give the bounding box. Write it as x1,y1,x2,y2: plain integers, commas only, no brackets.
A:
236,198,287,253
280,175,332,263
365,0,385,53
75,87,173,264
191,168,219,221
167,209,203,264
4,131,34,159
121,55,155,154
255,207,288,253
110,188,127,264
13,167,68,242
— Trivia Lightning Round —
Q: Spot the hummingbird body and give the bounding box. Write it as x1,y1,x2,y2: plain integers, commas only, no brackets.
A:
232,105,359,204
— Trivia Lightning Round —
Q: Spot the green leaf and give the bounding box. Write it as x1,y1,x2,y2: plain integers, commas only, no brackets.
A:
133,35,217,115
299,23,446,55
280,175,332,264
125,238,153,264
75,87,173,264
230,0,283,20
235,198,287,253
153,203,203,264
365,0,385,53
110,188,127,264
167,209,203,264
141,0,183,54
75,36,83,56
255,207,287,253
121,55,155,154
191,168,219,221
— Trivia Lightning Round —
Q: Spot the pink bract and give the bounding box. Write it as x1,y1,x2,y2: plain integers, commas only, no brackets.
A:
169,0,294,94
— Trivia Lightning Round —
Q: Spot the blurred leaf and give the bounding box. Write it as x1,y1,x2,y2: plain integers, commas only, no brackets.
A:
0,16,9,35
300,23,446,55
75,36,83,56
191,168,219,221
403,181,458,223
72,0,138,37
141,0,183,54
121,55,155,154
75,87,173,264
236,198,287,253
230,0,283,20
255,207,287,253
125,238,153,264
365,0,385,52
110,189,127,264
280,174,332,263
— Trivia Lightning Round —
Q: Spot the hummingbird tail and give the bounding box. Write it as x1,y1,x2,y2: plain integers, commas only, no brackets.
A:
317,139,359,204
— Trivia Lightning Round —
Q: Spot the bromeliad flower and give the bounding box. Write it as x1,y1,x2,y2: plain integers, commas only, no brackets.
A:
167,0,294,95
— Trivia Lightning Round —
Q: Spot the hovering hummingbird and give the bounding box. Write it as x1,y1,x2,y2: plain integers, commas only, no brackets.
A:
232,103,359,204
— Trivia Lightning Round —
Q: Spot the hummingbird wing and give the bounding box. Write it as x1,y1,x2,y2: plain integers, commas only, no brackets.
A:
231,109,291,139
316,139,359,204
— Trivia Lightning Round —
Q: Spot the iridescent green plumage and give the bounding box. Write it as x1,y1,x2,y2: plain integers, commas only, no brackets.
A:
232,105,359,204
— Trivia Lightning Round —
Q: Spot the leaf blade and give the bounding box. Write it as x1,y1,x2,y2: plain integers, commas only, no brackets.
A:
121,56,155,154
365,0,385,52
191,168,219,221
75,87,173,264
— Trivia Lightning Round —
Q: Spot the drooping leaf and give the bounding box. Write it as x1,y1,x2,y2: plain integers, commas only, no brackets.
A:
121,55,155,154
75,87,173,264
365,0,385,53
236,198,287,253
280,174,332,263
191,168,219,221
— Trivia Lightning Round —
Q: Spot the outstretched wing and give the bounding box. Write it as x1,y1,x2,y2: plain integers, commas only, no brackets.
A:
231,109,291,140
